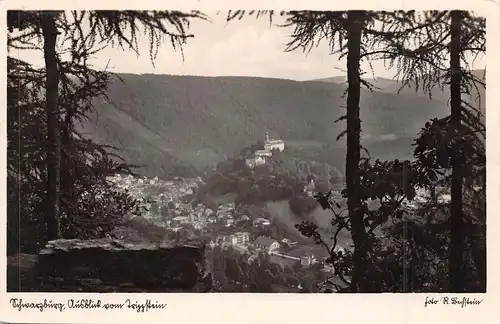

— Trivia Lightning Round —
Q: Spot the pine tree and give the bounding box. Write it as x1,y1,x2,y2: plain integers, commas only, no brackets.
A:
374,10,485,291
226,10,485,292
7,10,207,249
41,11,62,240
449,10,465,293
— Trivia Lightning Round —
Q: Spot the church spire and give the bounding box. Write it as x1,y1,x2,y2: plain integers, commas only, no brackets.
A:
265,132,269,142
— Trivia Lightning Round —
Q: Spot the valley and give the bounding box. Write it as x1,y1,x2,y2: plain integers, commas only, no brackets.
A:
83,73,467,179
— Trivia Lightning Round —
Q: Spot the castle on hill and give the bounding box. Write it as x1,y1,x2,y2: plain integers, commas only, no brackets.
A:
264,132,285,152
245,132,285,168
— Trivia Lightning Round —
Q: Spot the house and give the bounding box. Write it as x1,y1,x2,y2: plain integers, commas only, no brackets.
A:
246,155,266,168
253,217,271,226
233,232,250,245
172,216,189,225
245,158,256,169
215,234,231,244
253,236,281,253
254,156,266,166
303,178,316,197
300,253,317,268
438,193,451,204
191,222,203,230
238,215,251,221
216,210,227,219
264,132,285,152
282,238,298,247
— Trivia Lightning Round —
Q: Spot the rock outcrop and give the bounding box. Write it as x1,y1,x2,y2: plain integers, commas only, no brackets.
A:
8,238,212,293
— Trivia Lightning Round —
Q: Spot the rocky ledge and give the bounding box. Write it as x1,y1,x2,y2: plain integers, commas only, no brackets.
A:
8,238,212,293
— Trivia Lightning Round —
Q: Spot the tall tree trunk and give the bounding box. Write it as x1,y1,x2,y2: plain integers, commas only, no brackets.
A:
470,172,486,291
449,10,465,293
345,11,367,293
41,12,61,241
61,104,74,233
471,229,486,291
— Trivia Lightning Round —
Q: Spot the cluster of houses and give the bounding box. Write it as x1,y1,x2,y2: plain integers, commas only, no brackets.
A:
107,174,281,243
107,173,340,272
107,174,214,231
253,236,323,268
245,132,285,169
107,174,199,203
210,231,332,269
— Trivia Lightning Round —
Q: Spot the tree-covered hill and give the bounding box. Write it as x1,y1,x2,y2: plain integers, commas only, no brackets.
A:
81,73,475,179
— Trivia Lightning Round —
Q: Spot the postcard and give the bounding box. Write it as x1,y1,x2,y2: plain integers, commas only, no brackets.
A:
1,0,498,323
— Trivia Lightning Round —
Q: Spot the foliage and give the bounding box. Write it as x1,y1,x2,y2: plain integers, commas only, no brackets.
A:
295,113,485,292
198,144,343,208
226,10,485,292
7,10,206,254
207,245,325,293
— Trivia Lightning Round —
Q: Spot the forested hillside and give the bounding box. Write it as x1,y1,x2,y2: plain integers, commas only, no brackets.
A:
82,72,484,179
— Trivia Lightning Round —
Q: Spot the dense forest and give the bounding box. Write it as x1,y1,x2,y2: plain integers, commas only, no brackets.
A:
83,72,453,178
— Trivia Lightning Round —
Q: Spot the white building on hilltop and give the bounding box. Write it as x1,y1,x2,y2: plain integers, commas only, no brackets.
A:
264,132,285,152
245,155,266,169
245,132,285,169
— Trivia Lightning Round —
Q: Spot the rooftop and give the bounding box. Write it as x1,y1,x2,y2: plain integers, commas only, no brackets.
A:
253,236,278,248
265,139,284,144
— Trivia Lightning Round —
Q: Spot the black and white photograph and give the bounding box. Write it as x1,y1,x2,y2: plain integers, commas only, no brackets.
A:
6,9,486,294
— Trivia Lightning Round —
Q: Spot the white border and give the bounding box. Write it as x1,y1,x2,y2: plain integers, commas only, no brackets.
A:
1,1,499,323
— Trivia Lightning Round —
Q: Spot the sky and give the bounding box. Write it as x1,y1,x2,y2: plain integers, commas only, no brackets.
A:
15,11,486,81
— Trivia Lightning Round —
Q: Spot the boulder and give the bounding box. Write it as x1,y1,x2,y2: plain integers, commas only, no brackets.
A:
8,238,212,293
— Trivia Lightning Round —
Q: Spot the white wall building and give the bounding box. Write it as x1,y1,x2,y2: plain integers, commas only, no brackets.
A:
253,236,281,254
253,217,271,226
246,132,285,169
254,156,266,165
233,232,250,245
246,156,266,168
264,132,285,152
